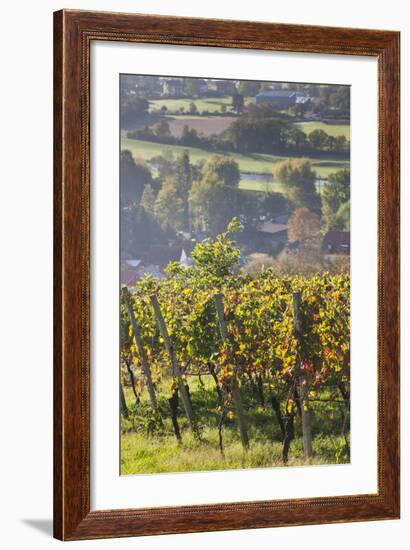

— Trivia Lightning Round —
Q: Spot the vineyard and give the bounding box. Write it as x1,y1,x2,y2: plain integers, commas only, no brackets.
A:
120,219,350,474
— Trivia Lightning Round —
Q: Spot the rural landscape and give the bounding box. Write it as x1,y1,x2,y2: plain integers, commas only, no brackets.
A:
120,75,351,475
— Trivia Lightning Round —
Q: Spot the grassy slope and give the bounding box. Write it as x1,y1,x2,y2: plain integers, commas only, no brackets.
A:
149,96,255,113
122,137,350,178
121,377,349,475
294,121,350,139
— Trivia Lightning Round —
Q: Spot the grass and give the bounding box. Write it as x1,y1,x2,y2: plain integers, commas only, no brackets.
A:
121,376,349,475
149,96,255,114
121,137,350,179
294,121,350,139
166,116,236,137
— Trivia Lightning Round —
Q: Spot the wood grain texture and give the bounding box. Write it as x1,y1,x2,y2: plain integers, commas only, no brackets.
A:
53,9,400,541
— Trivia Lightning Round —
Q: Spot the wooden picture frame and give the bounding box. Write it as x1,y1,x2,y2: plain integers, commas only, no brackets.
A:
54,9,400,541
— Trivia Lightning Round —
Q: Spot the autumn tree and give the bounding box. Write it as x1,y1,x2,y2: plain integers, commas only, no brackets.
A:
288,208,321,242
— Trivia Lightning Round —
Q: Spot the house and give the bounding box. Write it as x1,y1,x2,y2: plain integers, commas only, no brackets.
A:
259,220,288,237
254,221,289,253
143,242,195,273
271,214,290,225
162,79,184,97
295,95,312,109
322,231,350,254
125,259,141,268
180,248,194,268
255,90,297,109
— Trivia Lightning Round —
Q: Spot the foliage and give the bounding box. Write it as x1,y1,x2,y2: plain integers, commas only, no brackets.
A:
238,80,261,97
139,184,156,215
183,78,201,97
322,169,350,230
120,150,152,208
188,176,254,235
154,177,185,231
122,221,350,467
288,208,321,241
120,95,149,125
273,158,321,214
121,137,350,179
201,155,240,187
227,118,288,153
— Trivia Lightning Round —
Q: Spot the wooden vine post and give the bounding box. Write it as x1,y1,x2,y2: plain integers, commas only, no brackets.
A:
150,294,197,436
122,287,159,413
293,292,313,458
215,293,249,451
120,384,129,418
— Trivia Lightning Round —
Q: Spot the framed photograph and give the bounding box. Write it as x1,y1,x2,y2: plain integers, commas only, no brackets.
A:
54,9,400,540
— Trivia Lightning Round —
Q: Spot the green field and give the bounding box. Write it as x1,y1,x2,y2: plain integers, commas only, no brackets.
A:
121,377,349,475
122,137,350,179
294,121,350,139
149,96,255,114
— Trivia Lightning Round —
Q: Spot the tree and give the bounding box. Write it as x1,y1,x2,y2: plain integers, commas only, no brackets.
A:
288,208,320,241
282,126,309,150
321,169,350,230
180,125,202,147
201,155,240,187
154,178,185,231
140,184,156,215
308,129,330,151
120,96,149,125
189,178,243,236
243,102,280,120
330,86,350,110
273,158,321,214
188,101,198,115
232,91,244,114
120,204,166,259
227,118,288,153
174,150,195,228
260,192,289,219
184,78,200,97
154,120,172,139
120,150,152,208
238,80,261,97
191,217,243,278
335,200,350,230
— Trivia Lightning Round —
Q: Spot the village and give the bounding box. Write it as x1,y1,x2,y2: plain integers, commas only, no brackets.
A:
120,75,350,285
